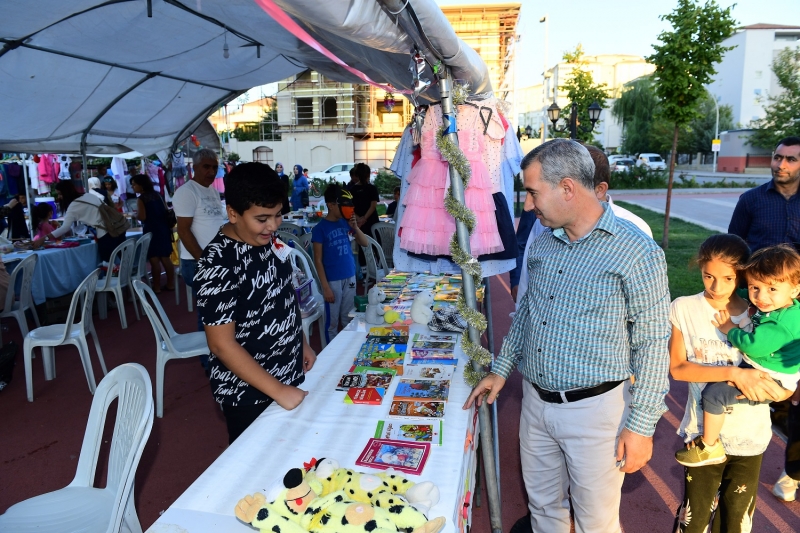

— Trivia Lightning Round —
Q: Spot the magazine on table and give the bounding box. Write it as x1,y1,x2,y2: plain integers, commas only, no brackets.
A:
344,387,386,405
389,400,446,419
406,358,458,367
336,368,394,391
367,325,410,338
374,420,443,446
413,333,459,343
355,438,431,475
410,348,456,360
401,364,456,380
393,379,450,402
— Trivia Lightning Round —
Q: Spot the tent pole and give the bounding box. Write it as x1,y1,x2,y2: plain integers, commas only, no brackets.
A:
440,74,503,533
22,158,33,235
483,276,501,504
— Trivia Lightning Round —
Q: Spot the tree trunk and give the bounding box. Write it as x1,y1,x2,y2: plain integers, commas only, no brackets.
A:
662,124,680,249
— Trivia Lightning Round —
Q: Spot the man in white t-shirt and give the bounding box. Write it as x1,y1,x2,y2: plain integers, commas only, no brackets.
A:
173,148,225,368
515,144,653,306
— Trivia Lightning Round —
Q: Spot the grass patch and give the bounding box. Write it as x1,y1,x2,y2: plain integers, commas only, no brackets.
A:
615,201,717,299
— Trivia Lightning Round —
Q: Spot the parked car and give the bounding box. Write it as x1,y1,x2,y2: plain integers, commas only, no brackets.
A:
636,153,667,170
309,162,356,182
607,155,630,167
612,158,635,172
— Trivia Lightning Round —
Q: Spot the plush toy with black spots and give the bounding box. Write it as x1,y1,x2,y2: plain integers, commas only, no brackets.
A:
235,467,446,533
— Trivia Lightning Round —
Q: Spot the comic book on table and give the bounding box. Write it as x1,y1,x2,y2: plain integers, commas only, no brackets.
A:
388,399,446,419
401,364,456,380
344,387,386,405
336,367,395,391
351,343,406,375
393,379,450,402
355,438,430,475
374,420,443,446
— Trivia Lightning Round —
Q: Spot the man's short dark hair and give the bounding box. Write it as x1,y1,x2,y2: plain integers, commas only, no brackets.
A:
776,137,800,151
393,186,401,194
581,144,610,188
324,183,340,204
225,162,284,215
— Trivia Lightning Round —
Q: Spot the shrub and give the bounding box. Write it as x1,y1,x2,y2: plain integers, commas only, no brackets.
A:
608,165,668,189
373,168,401,195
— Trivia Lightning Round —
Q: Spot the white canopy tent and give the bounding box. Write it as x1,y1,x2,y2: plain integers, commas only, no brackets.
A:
0,2,502,530
0,0,490,156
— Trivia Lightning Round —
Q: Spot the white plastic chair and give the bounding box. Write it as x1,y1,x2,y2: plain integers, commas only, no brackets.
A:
129,232,153,287
360,235,389,292
23,269,108,402
97,238,139,329
133,280,208,418
370,222,396,269
277,229,314,257
0,363,154,533
279,222,304,236
289,249,327,349
0,253,41,343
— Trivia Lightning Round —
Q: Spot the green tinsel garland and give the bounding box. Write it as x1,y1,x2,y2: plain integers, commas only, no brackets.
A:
437,123,493,386
452,82,470,106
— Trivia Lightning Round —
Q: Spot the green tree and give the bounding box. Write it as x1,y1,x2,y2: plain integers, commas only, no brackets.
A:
750,47,800,149
612,76,661,155
556,45,610,143
647,0,737,248
688,94,734,153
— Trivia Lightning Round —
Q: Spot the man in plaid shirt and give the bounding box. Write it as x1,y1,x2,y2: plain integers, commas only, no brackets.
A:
465,139,670,533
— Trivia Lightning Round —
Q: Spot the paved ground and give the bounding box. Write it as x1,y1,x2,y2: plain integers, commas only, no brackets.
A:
611,188,745,232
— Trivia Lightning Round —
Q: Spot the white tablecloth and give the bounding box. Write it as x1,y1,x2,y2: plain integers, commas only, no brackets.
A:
146,324,479,533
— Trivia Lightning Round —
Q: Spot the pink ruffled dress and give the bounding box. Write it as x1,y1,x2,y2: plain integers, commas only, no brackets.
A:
400,105,502,256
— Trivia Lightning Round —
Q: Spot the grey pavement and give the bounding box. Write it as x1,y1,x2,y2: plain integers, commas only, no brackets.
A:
611,189,744,232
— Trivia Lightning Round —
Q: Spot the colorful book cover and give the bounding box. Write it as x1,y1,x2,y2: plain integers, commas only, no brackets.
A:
412,340,456,350
394,379,450,402
413,334,459,343
402,364,456,380
389,400,446,419
355,438,430,475
358,343,407,359
351,355,405,375
336,369,394,391
407,358,458,366
410,348,455,360
374,420,443,446
367,325,410,338
344,387,386,405
364,336,409,345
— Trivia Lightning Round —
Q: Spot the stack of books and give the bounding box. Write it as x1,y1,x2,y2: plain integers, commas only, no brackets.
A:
388,378,450,420
408,334,458,366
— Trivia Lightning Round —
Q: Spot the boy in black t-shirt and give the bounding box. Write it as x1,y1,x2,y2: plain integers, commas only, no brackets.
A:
196,163,316,444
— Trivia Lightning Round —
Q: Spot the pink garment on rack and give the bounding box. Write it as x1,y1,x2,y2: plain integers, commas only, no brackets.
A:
400,105,501,257
37,154,59,184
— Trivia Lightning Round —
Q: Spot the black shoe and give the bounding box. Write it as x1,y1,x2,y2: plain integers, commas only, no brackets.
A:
509,515,533,533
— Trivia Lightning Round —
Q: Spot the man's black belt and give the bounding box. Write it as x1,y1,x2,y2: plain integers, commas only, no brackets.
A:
531,380,624,404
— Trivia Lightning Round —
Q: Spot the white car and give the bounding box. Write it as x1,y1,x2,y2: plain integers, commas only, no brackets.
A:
309,163,355,182
636,153,667,171
611,158,635,172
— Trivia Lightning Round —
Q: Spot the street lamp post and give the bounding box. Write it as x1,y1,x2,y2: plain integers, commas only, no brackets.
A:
547,101,602,140
712,96,719,173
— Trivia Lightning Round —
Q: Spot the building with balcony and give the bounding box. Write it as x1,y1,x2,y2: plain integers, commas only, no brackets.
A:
518,54,654,152
223,3,520,172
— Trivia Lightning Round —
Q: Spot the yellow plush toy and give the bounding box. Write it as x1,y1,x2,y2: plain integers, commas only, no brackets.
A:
234,467,446,533
305,458,441,531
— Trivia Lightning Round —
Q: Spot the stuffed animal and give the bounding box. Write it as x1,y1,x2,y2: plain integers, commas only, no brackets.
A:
410,290,434,325
306,458,440,522
235,467,446,533
365,286,386,324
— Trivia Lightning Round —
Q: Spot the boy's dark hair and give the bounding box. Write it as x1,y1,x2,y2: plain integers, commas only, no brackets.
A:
743,244,800,285
393,186,401,194
581,144,610,188
696,234,750,283
225,162,283,214
776,136,800,150
354,162,371,184
130,174,154,194
324,183,341,204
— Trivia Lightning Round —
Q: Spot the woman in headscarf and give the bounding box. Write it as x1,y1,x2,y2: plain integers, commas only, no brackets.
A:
275,162,290,214
290,163,309,211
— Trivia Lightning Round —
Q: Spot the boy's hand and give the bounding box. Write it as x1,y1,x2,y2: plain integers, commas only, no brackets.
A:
322,285,335,303
303,343,316,373
348,214,359,231
275,384,308,411
711,310,736,335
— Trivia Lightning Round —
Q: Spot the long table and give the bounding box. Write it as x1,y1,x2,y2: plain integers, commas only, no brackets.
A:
146,323,480,533
2,230,144,305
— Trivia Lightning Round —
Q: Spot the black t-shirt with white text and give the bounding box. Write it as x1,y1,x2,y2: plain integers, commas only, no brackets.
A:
196,231,304,407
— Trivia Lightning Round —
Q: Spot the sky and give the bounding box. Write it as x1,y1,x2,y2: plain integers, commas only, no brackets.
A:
240,0,800,104
437,0,800,88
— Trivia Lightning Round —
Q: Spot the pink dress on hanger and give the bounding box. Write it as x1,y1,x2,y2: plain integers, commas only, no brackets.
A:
400,105,502,256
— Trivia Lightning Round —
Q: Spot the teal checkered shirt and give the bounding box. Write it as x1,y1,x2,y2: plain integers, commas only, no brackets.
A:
493,203,671,436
